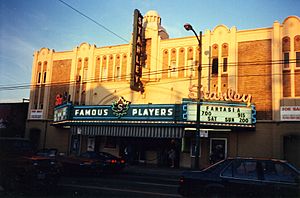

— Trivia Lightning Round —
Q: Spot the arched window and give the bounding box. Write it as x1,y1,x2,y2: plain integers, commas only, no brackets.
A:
121,54,127,80
170,49,177,78
294,35,300,51
295,35,300,68
178,48,185,78
37,72,41,84
212,58,219,75
162,49,169,78
83,58,88,82
95,56,101,81
282,36,290,52
187,47,193,60
77,58,82,70
43,61,47,83
222,43,228,57
102,56,107,80
115,55,121,80
212,44,218,57
212,44,219,75
222,43,228,73
108,55,114,81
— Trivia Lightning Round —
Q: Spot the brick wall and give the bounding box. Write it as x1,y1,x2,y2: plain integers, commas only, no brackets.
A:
295,70,300,96
283,70,291,97
238,40,272,120
48,59,72,118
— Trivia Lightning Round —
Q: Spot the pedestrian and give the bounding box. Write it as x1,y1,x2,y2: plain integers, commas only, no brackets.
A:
168,148,176,168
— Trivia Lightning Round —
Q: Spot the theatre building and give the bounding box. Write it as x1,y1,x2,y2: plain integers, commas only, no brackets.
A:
26,10,300,168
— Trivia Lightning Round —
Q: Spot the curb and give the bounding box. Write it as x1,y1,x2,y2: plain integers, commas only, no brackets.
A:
123,165,187,177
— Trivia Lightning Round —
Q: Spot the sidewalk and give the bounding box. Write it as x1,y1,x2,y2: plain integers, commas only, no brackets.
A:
123,164,190,178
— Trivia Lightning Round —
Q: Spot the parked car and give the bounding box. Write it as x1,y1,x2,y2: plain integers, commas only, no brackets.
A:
97,151,126,171
0,137,61,193
58,151,104,176
178,157,300,197
36,148,58,158
58,151,126,175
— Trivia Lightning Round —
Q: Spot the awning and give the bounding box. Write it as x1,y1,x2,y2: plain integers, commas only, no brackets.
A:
71,126,184,138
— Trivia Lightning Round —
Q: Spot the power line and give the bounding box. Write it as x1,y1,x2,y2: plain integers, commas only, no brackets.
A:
1,58,297,87
56,1,170,71
0,59,298,87
0,59,298,91
57,0,128,43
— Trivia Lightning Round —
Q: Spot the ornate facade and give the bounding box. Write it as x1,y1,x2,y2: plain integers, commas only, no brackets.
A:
26,11,300,168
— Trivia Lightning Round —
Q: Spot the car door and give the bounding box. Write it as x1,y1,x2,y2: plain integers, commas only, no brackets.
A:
220,159,264,197
261,160,300,197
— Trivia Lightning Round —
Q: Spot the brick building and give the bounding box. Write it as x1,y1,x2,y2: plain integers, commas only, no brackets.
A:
26,11,300,168
0,102,29,138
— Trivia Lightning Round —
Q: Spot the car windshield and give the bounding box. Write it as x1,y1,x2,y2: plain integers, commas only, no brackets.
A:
99,152,115,158
203,159,232,173
80,152,102,159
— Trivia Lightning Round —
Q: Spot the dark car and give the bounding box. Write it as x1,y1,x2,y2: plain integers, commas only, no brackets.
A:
36,148,58,158
97,151,126,171
80,151,126,171
0,137,61,192
178,157,300,197
58,151,104,175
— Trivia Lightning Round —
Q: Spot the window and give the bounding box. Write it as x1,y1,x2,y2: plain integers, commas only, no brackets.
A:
223,58,228,73
190,142,201,157
210,138,227,164
102,67,107,80
262,161,298,183
83,68,88,82
296,52,300,68
187,60,195,77
37,72,41,83
170,61,177,78
224,160,258,180
222,162,233,177
212,58,218,75
43,72,47,83
181,137,191,153
116,66,121,79
284,53,289,69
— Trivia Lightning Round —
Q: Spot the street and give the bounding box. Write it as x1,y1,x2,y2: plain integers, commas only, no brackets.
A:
1,165,183,198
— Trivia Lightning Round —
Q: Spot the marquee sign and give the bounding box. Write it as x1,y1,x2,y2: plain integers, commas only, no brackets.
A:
54,103,71,122
189,85,252,107
183,101,256,127
53,97,256,128
72,104,176,121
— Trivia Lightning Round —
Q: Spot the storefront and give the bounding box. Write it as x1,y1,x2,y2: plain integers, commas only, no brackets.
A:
53,96,256,168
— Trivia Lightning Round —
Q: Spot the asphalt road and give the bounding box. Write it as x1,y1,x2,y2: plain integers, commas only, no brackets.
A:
1,165,184,198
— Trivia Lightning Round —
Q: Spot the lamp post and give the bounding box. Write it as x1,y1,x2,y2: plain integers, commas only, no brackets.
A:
184,23,202,169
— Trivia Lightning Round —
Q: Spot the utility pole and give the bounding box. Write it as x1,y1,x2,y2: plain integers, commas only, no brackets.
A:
184,23,202,169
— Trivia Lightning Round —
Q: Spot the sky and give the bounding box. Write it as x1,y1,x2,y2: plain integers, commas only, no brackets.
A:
0,0,299,103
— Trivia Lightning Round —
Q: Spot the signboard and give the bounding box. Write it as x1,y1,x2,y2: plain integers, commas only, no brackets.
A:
29,109,43,120
72,104,176,121
54,103,71,122
184,102,256,127
130,9,144,92
281,106,300,121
